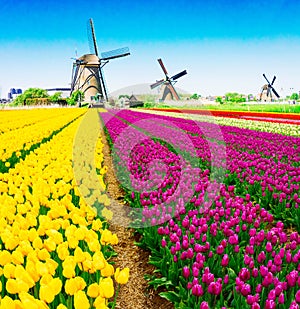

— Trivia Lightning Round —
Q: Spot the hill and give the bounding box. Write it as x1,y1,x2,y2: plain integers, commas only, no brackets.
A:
109,83,190,98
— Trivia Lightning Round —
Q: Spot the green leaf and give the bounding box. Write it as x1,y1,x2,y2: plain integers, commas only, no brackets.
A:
148,277,174,290
159,291,181,304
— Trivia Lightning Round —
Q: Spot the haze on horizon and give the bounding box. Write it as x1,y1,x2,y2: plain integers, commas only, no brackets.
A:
1,0,300,99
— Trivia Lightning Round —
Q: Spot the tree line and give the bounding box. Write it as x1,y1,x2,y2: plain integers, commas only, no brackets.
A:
12,88,84,106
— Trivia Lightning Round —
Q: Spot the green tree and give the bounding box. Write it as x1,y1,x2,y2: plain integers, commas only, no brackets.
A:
13,88,48,106
49,92,62,103
118,94,130,99
190,93,200,100
66,90,84,106
225,92,246,103
290,93,299,101
215,96,223,104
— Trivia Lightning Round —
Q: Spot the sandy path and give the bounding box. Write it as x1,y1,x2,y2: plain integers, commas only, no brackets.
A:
100,127,174,309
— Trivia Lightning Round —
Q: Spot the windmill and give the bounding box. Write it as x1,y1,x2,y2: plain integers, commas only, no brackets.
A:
70,18,130,105
259,74,280,102
150,58,187,101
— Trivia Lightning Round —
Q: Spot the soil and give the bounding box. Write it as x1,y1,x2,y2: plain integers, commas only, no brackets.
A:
100,127,174,309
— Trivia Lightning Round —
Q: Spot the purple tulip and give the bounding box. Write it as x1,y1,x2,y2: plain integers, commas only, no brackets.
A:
199,301,209,309
221,254,229,267
191,284,203,296
296,290,300,303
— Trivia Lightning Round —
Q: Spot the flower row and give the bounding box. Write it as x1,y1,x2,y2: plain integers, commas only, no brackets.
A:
101,109,300,308
0,109,128,308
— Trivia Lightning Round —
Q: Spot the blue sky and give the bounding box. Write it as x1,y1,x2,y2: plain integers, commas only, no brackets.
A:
1,0,300,97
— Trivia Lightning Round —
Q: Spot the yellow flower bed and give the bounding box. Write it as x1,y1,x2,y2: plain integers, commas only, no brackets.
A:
0,109,85,161
0,110,129,308
0,109,75,134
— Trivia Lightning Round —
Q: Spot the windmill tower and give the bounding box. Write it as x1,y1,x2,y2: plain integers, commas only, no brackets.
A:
70,18,130,105
150,58,187,102
259,74,280,102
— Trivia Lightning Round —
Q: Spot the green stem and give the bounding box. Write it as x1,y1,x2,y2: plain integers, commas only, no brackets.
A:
111,284,120,309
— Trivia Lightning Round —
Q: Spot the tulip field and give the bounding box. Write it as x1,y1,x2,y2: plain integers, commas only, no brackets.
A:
0,107,300,309
0,109,129,309
100,109,300,309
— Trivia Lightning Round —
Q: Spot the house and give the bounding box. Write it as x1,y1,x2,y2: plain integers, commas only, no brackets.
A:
129,94,144,108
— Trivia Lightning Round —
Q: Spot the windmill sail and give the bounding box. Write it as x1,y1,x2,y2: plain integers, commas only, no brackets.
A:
260,74,280,101
101,47,130,60
87,18,99,56
171,70,187,81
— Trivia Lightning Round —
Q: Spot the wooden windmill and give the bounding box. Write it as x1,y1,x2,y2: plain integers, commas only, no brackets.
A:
259,74,280,102
150,58,187,101
70,18,130,104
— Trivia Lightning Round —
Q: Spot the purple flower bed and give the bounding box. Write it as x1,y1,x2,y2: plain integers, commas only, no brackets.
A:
104,110,300,230
100,110,300,308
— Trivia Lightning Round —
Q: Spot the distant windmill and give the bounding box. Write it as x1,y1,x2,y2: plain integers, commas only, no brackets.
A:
259,74,280,102
150,58,187,101
70,18,130,104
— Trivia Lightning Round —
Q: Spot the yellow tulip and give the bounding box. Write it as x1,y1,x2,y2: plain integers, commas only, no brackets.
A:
99,277,114,298
0,296,15,308
111,234,118,245
74,276,87,290
88,239,101,252
44,238,56,252
92,218,103,231
19,291,49,309
93,295,109,309
57,243,69,260
6,278,28,294
100,229,112,245
40,274,53,285
32,237,43,250
25,260,39,283
45,258,58,276
39,284,55,303
62,264,75,279
91,251,104,268
65,277,86,295
49,277,62,295
74,247,85,263
37,248,50,261
36,261,48,276
64,278,77,296
100,262,114,277
101,207,113,220
0,250,11,266
87,283,100,298
3,263,16,279
114,267,130,285
14,265,35,288
74,290,90,309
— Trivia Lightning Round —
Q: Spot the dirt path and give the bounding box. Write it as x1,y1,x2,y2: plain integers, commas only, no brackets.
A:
100,128,174,309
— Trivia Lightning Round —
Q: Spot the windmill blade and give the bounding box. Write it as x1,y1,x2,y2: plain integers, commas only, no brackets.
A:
263,73,271,85
70,63,80,93
271,75,276,85
99,67,108,101
171,70,187,81
87,18,99,56
158,58,168,76
101,47,130,61
271,87,280,98
150,79,164,89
